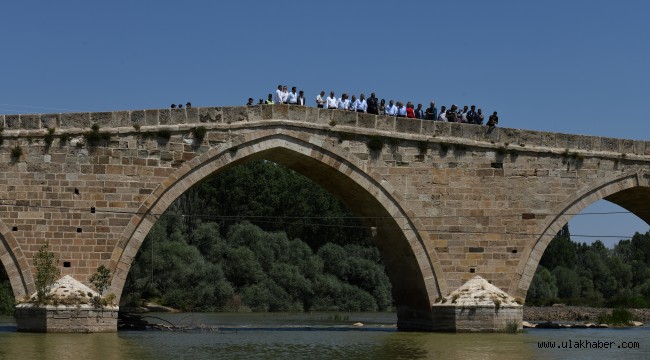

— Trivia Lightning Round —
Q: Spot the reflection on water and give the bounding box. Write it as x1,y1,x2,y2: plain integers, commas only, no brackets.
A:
1,313,648,359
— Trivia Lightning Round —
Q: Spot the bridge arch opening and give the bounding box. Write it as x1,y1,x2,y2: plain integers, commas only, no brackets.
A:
0,229,33,301
514,174,650,305
110,131,444,330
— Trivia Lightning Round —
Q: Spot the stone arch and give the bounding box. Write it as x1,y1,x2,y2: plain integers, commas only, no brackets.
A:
108,128,446,327
0,220,34,300
510,172,650,297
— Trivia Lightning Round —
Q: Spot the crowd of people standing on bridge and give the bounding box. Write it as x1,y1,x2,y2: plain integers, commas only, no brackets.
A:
252,85,499,127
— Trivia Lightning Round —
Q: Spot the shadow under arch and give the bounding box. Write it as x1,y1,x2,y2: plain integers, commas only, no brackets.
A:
0,220,34,300
109,128,446,330
510,172,650,298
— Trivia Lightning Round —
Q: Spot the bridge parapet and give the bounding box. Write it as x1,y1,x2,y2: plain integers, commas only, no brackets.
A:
2,105,649,158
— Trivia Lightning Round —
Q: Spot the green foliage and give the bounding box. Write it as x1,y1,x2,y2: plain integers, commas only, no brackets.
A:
191,126,207,142
10,145,22,160
59,133,70,145
417,141,428,154
122,160,393,312
597,308,635,326
156,129,172,141
529,226,650,308
0,266,14,315
366,136,384,152
526,266,558,305
33,242,60,303
84,123,111,147
44,128,56,148
89,265,111,296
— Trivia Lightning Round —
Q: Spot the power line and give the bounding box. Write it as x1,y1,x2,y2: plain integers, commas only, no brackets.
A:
0,200,646,240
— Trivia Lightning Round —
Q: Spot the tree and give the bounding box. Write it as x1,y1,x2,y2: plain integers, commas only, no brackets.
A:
89,265,111,296
33,242,60,303
526,266,558,305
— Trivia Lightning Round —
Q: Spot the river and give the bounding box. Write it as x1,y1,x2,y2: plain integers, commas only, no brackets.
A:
0,313,648,359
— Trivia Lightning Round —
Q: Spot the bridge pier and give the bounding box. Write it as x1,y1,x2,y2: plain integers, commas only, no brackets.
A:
14,275,118,333
429,276,523,332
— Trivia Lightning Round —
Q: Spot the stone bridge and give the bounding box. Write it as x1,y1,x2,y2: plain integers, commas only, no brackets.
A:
1,105,649,331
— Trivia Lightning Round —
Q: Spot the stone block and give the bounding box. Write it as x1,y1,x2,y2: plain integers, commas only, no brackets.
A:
396,118,421,134
113,111,131,127
6,115,20,129
450,122,463,137
462,124,488,141
185,108,199,123
422,120,436,136
245,105,262,121
435,121,451,137
20,115,40,130
540,132,555,147
333,110,357,127
304,107,319,123
90,112,113,128
287,105,307,121
357,113,376,129
499,128,519,146
518,130,543,147
316,108,333,125
222,106,248,123
145,109,159,126
260,105,273,120
578,135,595,150
170,109,186,124
60,113,91,129
41,114,60,129
600,137,619,152
376,115,395,131
633,140,645,155
621,139,635,154
272,104,289,119
130,110,145,126
198,107,222,123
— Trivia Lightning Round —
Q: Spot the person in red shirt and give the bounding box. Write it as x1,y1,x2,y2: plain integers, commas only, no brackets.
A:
406,102,416,118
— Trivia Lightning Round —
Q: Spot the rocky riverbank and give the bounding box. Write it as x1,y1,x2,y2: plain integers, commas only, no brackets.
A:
524,305,650,322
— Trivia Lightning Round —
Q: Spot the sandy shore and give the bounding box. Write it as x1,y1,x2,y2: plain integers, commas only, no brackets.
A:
524,306,650,322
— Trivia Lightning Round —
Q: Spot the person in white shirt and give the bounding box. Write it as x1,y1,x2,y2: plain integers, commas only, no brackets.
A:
316,91,326,108
286,87,298,105
274,85,283,104
386,100,397,116
326,92,338,109
281,86,289,104
338,93,350,110
348,95,357,111
438,106,448,121
355,93,368,113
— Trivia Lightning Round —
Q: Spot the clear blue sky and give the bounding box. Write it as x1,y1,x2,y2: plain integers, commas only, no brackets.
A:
1,1,648,244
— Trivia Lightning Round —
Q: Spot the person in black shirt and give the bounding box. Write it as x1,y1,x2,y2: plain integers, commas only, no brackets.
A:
367,93,379,114
487,111,499,127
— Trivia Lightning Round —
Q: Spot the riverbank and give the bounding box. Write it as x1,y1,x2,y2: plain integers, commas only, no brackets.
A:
524,305,650,322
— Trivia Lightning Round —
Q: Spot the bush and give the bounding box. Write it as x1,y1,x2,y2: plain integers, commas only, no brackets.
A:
366,136,384,152
597,308,635,326
10,145,22,160
0,282,14,315
33,242,60,303
84,123,111,147
191,126,207,142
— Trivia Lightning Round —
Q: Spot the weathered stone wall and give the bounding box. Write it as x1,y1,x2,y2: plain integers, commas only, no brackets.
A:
431,305,523,332
14,305,117,333
0,105,648,332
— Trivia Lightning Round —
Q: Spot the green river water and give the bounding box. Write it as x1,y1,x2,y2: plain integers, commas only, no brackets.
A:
0,312,648,359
